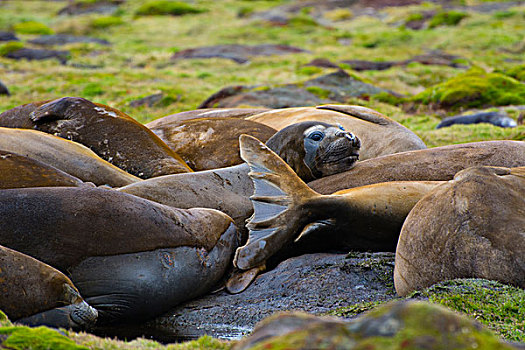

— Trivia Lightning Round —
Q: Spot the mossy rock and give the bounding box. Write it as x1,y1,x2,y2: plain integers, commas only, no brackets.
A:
410,279,525,342
12,21,54,35
500,64,525,82
412,68,525,110
0,310,12,327
0,326,87,350
90,15,124,29
0,41,24,56
428,10,468,28
135,1,206,16
235,300,517,350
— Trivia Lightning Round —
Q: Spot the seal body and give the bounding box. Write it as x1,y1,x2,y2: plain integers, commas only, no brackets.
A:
0,127,140,187
0,150,84,189
145,108,269,128
0,97,192,178
394,166,525,296
148,117,277,170
0,244,97,329
436,111,517,129
308,140,525,194
0,186,238,323
248,105,426,160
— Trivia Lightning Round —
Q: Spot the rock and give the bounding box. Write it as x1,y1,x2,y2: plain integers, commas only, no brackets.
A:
234,300,521,350
4,48,70,64
57,0,125,16
28,34,110,46
0,32,19,42
199,69,394,108
0,81,9,96
171,44,309,64
395,166,525,296
340,51,465,71
340,59,399,71
129,93,164,108
95,252,396,341
304,58,339,68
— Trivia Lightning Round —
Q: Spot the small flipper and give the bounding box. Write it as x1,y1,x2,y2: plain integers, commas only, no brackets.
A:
317,104,393,126
225,264,266,294
30,97,93,122
233,135,320,270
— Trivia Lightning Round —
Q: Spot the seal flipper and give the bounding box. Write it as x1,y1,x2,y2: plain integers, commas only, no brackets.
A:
234,135,321,270
30,97,94,122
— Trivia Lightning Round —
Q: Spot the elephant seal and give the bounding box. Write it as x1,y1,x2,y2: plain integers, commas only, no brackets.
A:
247,105,426,160
119,121,361,232
0,127,140,187
436,111,517,129
232,135,442,271
145,108,269,128
0,97,192,178
308,140,525,194
394,166,525,296
147,117,277,170
0,150,84,189
0,186,238,323
0,244,97,329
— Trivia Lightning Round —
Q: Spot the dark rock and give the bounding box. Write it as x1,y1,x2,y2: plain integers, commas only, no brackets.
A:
436,111,517,128
129,93,164,108
340,59,399,71
0,81,9,96
95,252,396,341
171,44,309,64
4,48,69,64
199,69,393,108
0,32,19,42
304,58,340,68
234,300,522,350
340,51,466,71
29,34,110,46
57,0,125,15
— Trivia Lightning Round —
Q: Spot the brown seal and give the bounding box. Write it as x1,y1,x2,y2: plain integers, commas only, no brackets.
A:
0,127,140,187
394,166,525,296
0,186,238,323
119,121,361,232
308,140,525,194
247,105,427,160
0,244,97,329
232,135,442,272
0,97,192,178
0,150,84,189
148,117,277,170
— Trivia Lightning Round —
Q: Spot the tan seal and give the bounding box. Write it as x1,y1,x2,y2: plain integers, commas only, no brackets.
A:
0,127,140,187
394,166,525,296
0,97,192,178
0,244,97,329
247,105,426,160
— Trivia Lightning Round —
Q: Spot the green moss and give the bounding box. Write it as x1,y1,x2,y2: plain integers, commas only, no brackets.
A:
326,300,386,318
428,10,468,28
135,1,206,16
324,9,353,22
81,82,105,97
305,86,331,98
288,14,318,27
500,64,525,82
0,326,87,350
412,67,525,109
0,310,11,327
296,66,323,76
373,91,406,105
0,41,24,56
90,16,124,29
12,21,53,35
409,279,525,342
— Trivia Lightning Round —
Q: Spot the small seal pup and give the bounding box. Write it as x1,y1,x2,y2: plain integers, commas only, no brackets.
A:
0,97,192,178
0,244,97,330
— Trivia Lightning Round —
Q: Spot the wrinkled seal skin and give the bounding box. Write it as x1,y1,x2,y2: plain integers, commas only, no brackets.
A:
308,140,525,194
233,135,441,271
0,127,140,187
148,117,277,171
0,186,238,323
0,97,192,178
119,121,361,234
394,166,525,297
248,105,426,160
0,244,97,329
0,150,84,189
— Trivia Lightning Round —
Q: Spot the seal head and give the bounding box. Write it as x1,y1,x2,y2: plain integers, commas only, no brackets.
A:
266,121,360,182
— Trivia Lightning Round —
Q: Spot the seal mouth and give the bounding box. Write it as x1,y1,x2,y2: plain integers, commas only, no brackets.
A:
322,153,359,164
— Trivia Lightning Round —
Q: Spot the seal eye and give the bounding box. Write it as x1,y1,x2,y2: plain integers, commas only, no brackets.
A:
308,131,324,142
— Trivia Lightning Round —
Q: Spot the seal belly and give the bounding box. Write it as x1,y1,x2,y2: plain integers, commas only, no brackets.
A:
69,223,237,324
